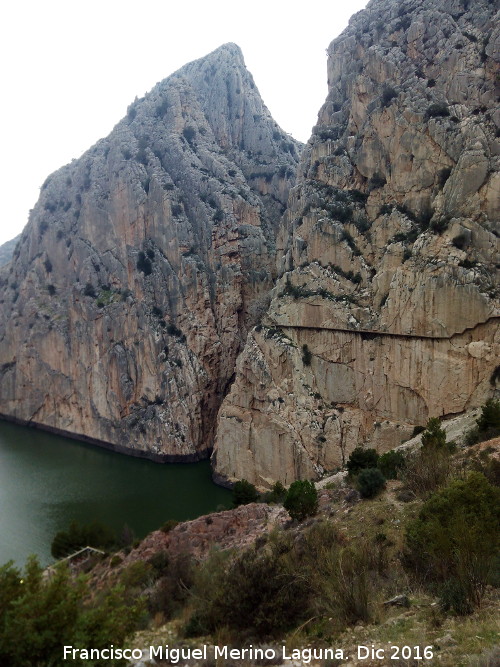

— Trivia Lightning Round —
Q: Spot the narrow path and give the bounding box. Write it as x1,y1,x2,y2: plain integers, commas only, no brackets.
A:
274,315,499,342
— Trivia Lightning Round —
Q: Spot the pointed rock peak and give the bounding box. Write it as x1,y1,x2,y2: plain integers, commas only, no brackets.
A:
210,42,244,60
176,42,246,78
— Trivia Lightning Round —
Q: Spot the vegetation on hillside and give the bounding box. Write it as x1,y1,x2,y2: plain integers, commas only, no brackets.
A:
1,408,499,665
0,557,144,666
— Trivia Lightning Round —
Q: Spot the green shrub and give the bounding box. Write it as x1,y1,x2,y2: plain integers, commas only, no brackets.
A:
402,447,451,497
320,542,373,624
459,258,478,269
357,468,386,498
381,86,397,107
160,519,179,533
232,479,259,506
119,561,153,589
136,251,152,276
298,524,376,626
477,398,500,432
182,126,196,144
346,447,379,475
185,537,308,639
401,417,455,497
452,233,468,249
467,452,500,488
264,480,287,504
464,425,481,446
368,173,386,191
136,137,149,166
430,215,451,233
426,102,450,118
83,282,96,298
465,399,500,446
155,99,169,117
166,323,183,338
421,417,453,451
51,520,116,559
212,208,224,223
378,450,406,479
404,473,500,612
0,556,143,666
302,343,312,366
439,578,474,616
149,553,194,620
284,480,318,520
147,550,169,575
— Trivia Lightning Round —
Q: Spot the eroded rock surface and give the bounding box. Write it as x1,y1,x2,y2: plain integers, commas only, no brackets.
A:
213,0,499,487
0,44,301,459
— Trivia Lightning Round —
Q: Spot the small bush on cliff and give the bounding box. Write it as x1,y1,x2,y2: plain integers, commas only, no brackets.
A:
149,553,195,620
346,447,379,476
402,418,454,496
83,282,96,298
232,479,259,507
182,125,196,144
263,480,287,504
185,534,308,639
426,102,450,118
404,473,500,613
301,343,312,366
378,449,406,479
465,399,500,446
421,417,455,452
381,86,397,107
357,468,386,498
136,251,152,276
160,519,179,533
284,480,318,521
477,398,500,433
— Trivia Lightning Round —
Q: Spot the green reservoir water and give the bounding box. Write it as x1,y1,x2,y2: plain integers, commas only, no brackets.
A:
0,420,231,568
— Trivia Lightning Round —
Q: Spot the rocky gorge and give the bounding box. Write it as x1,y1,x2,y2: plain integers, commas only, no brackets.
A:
0,0,498,488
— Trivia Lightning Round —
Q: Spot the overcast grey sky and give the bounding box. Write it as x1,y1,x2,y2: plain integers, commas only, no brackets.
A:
0,0,368,246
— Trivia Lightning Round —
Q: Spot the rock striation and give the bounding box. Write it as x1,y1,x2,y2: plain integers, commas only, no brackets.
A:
213,0,500,487
0,44,301,459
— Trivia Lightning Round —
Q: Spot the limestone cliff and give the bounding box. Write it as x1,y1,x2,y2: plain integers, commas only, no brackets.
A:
0,44,301,459
213,0,499,487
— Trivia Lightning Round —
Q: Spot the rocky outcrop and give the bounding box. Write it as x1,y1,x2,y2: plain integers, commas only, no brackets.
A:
213,0,500,488
0,44,301,459
122,503,289,565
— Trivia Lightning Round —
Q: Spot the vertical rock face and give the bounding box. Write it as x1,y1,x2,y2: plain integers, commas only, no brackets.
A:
0,44,301,459
213,0,499,487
